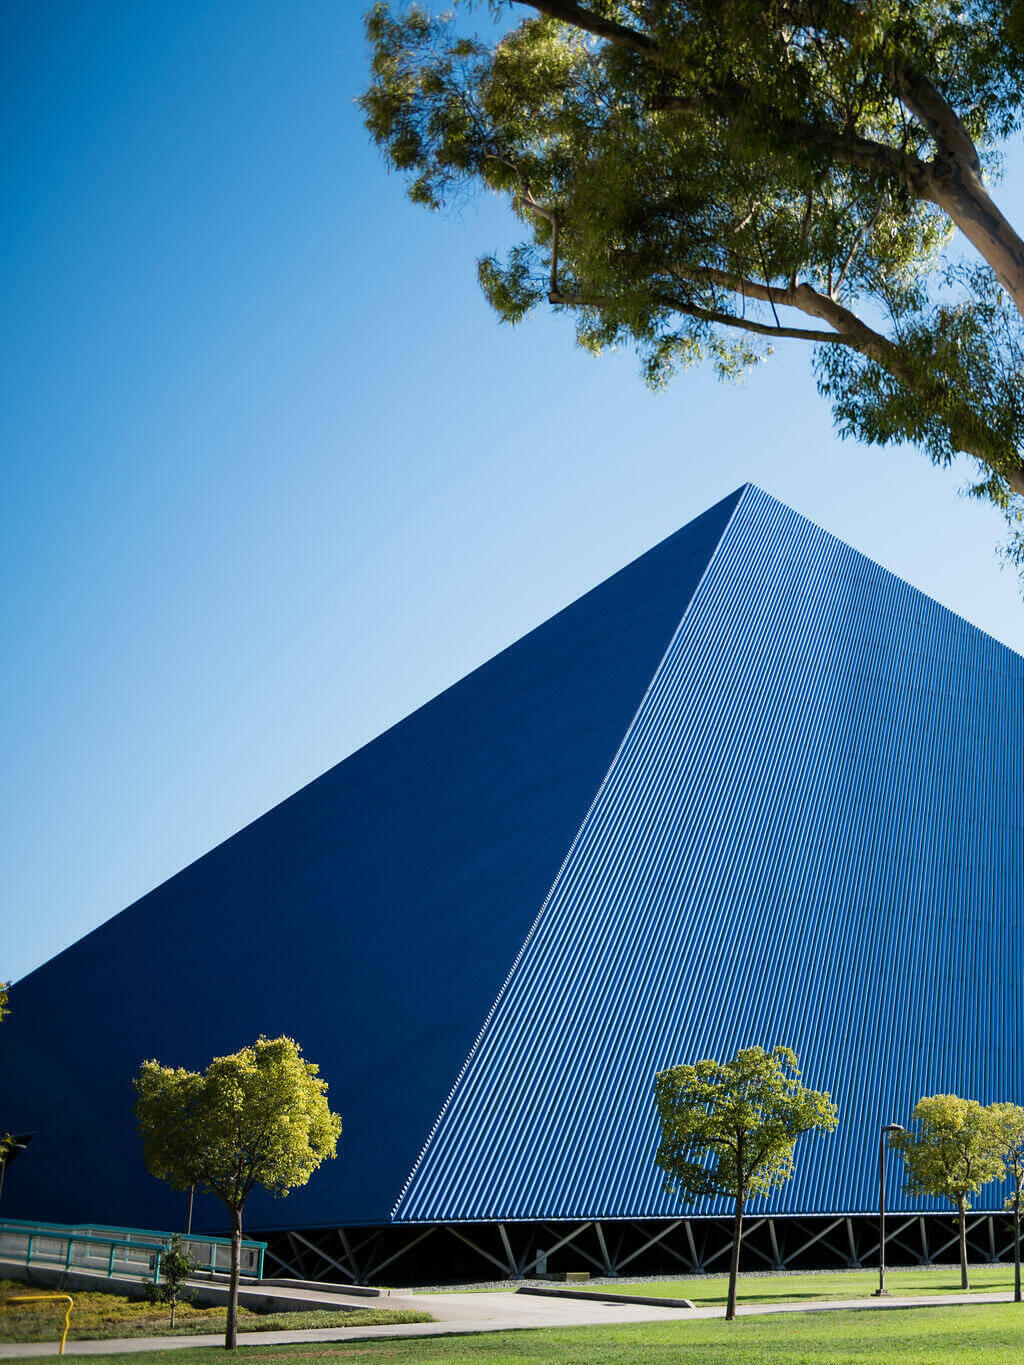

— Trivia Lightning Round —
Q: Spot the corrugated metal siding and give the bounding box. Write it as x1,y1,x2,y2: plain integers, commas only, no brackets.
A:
0,488,742,1232
394,485,1024,1223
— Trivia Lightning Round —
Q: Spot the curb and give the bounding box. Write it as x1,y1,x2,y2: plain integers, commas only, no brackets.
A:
516,1285,696,1309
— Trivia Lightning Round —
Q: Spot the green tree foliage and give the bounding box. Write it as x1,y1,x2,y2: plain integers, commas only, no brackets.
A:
0,982,9,1023
654,1045,837,1320
362,1,1024,565
146,1233,196,1327
890,1094,1004,1290
990,1101,1024,1303
134,1036,342,1349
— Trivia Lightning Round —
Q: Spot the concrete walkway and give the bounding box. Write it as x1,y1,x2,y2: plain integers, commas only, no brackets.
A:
0,1263,400,1317
0,1286,1019,1356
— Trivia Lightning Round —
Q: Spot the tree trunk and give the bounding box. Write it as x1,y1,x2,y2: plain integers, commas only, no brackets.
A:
727,1193,744,1321
170,1295,176,1330
226,1207,242,1350
927,166,1024,322
1015,1179,1021,1304
958,1198,969,1290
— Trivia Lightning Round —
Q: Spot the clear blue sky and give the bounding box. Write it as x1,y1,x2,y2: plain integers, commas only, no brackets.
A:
4,1,1024,983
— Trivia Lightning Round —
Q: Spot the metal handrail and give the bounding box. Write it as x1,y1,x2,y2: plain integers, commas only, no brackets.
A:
0,1218,265,1279
0,1215,267,1252
1,1229,166,1281
4,1293,75,1355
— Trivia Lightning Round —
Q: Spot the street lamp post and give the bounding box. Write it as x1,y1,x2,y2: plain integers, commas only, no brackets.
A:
874,1123,905,1296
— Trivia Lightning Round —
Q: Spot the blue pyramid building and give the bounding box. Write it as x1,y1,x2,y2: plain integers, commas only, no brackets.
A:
4,484,1024,1281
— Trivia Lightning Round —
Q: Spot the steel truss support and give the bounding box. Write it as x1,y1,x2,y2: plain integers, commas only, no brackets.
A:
497,1224,518,1277
448,1225,513,1278
919,1216,990,1266
519,1222,606,1277
258,1212,1024,1286
768,1220,783,1270
337,1228,362,1282
289,1230,357,1283
364,1228,435,1280
594,1222,615,1275
263,1242,303,1279
616,1220,685,1273
703,1219,773,1269
777,1217,846,1268
683,1221,700,1270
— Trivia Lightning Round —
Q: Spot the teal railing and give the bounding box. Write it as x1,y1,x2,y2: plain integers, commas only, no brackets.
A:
0,1218,266,1282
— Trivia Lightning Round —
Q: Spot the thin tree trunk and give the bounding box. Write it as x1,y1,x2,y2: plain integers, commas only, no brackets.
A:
927,170,1024,320
959,1198,969,1290
1015,1178,1021,1304
892,70,1024,316
727,1193,744,1321
170,1295,176,1330
226,1207,242,1350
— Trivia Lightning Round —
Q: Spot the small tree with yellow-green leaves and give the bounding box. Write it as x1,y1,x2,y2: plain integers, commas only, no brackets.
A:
890,1094,1005,1291
654,1045,837,1321
135,1036,342,1349
990,1101,1024,1303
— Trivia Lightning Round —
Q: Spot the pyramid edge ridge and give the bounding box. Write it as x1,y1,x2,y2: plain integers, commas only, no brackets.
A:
389,484,752,1222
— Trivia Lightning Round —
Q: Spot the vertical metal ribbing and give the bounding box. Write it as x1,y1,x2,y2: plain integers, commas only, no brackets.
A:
394,486,1024,1226
390,488,750,1222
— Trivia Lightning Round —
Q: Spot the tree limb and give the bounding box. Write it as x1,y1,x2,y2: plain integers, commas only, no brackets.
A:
895,66,981,175
502,2,1024,330
833,194,885,296
485,152,561,294
509,0,656,55
666,266,878,343
791,190,814,290
550,287,844,343
652,96,933,192
554,270,1024,495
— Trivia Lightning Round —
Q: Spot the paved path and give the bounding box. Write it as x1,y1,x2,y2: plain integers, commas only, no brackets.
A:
0,1286,1017,1356
0,1292,699,1357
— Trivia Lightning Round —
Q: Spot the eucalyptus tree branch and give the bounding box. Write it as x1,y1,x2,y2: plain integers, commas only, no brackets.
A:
509,0,657,55
621,265,1024,494
791,190,814,289
550,287,844,343
363,0,1024,528
651,82,1024,313
895,66,982,175
484,153,561,296
667,265,879,345
752,236,782,327
650,95,933,192
510,0,1024,316
768,116,934,194
918,147,1024,313
833,195,885,297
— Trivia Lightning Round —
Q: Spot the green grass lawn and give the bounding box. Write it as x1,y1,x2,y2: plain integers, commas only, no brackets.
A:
0,1279,431,1342
11,1303,1024,1364
439,1262,1019,1303
590,1263,1020,1304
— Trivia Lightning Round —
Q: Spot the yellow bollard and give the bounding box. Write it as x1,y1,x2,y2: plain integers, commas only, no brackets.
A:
4,1293,75,1355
